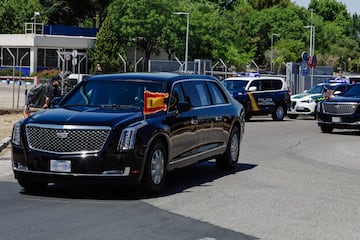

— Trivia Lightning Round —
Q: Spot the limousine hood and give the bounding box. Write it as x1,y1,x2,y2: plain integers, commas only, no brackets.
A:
325,96,360,103
26,107,144,126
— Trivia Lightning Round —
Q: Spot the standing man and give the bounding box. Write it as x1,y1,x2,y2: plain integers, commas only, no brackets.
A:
94,63,103,74
43,75,61,109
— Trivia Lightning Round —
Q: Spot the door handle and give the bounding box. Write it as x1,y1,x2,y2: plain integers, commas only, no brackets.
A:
215,116,222,121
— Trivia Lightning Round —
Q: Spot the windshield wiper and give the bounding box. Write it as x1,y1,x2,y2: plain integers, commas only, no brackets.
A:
100,104,141,110
63,104,99,108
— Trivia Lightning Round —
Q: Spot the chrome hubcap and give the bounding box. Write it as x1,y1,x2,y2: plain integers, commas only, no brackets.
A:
151,149,165,185
277,107,284,118
230,133,239,162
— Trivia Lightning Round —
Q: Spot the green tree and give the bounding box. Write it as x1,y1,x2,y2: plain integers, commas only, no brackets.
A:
108,0,174,71
250,0,290,10
40,0,111,27
309,0,349,22
0,0,45,34
90,16,126,73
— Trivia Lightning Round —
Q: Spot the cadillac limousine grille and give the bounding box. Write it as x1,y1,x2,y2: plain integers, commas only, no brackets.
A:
26,124,111,154
323,102,358,115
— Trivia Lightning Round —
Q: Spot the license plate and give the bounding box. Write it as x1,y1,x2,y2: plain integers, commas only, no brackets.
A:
296,107,304,110
332,117,341,123
50,160,71,172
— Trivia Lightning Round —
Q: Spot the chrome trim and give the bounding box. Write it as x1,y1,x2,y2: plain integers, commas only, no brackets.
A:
169,145,226,166
322,102,358,115
13,167,131,177
317,120,360,126
25,123,111,155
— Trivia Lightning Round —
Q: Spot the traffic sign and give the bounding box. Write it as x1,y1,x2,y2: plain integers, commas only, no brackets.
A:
301,51,309,62
301,61,308,76
72,58,78,66
72,50,78,58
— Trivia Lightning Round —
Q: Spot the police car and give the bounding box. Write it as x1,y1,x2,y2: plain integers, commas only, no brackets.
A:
223,76,290,121
288,78,350,119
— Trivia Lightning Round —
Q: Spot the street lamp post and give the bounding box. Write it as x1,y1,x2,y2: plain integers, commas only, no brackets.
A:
33,11,40,34
6,48,16,110
133,37,144,72
174,12,189,73
18,52,29,110
304,25,315,86
271,33,279,73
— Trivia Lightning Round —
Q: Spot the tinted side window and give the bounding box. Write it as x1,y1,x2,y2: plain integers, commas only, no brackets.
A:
270,80,282,90
169,83,186,112
261,80,272,91
182,81,211,107
207,81,228,105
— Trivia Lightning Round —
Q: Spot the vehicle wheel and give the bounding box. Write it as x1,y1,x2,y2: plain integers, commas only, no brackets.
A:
272,105,285,121
18,178,48,193
216,126,240,170
320,125,333,133
244,104,252,121
142,140,167,194
288,114,298,119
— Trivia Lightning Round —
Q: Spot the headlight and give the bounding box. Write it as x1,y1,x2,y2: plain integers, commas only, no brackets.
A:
12,122,21,146
117,120,147,152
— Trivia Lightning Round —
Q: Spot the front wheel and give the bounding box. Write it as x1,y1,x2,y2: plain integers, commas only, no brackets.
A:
288,114,298,119
320,125,333,133
17,177,48,193
272,105,285,121
216,126,240,170
142,140,167,195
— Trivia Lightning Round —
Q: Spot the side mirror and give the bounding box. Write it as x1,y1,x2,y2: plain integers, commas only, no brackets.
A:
176,102,192,113
248,86,257,92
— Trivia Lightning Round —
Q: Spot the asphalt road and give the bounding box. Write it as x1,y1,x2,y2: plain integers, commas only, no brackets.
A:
1,117,360,240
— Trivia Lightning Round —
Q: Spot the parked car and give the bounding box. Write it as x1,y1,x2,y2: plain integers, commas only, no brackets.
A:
222,76,290,121
288,82,350,119
12,73,245,194
317,83,360,133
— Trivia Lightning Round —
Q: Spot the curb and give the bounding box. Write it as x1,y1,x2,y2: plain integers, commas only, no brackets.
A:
0,137,11,153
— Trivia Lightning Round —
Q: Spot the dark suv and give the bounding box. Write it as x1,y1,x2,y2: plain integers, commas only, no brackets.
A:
222,76,290,120
12,73,245,194
317,83,360,133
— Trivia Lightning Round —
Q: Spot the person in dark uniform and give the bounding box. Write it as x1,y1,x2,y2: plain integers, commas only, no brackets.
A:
94,63,103,75
43,75,61,109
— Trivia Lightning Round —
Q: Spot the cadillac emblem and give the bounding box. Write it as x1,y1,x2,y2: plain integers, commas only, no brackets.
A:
56,132,69,139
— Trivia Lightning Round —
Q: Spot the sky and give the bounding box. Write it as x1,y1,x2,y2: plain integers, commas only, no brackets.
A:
292,0,360,15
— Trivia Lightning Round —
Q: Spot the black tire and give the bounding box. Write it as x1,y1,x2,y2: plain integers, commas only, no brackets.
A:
320,125,334,133
18,178,48,193
272,105,285,121
216,126,240,170
288,114,298,119
142,140,167,194
244,103,252,121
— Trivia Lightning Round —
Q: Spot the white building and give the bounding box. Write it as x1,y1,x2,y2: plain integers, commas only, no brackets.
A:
0,23,97,77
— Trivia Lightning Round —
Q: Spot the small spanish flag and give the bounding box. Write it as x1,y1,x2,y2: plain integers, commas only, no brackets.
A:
143,90,169,115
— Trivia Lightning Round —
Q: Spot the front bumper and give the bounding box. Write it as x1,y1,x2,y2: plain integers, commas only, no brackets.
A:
12,146,144,185
288,101,316,115
317,115,360,130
